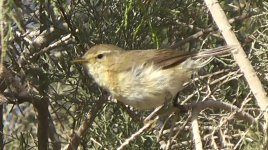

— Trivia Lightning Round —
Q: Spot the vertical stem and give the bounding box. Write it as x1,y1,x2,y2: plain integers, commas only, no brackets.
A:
0,0,4,148
0,105,3,150
33,98,49,150
0,0,6,66
191,109,203,150
204,0,268,148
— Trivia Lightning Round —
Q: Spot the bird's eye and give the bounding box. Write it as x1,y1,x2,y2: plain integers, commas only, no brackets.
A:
96,54,104,59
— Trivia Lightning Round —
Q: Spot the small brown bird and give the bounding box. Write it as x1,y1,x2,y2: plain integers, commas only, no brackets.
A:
73,44,234,110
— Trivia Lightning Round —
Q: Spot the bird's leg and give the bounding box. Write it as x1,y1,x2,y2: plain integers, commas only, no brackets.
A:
172,92,187,113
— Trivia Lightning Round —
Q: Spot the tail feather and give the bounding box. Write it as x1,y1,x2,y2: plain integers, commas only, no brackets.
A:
193,45,236,59
180,45,236,70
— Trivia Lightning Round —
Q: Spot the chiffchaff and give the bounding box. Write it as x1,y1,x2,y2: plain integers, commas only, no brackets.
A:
73,44,234,110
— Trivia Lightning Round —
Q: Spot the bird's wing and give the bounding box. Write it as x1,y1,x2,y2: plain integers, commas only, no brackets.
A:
146,49,195,69
145,46,233,69
114,46,232,71
114,49,195,71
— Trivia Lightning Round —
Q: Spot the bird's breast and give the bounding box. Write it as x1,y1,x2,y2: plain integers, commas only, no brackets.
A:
84,64,116,91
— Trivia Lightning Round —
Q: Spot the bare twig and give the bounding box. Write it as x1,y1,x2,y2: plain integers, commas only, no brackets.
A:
30,34,73,60
191,108,203,150
171,114,192,144
32,98,49,150
144,105,164,123
204,0,268,118
182,70,243,104
117,117,157,150
170,12,254,48
184,100,262,131
204,2,268,148
0,105,3,150
48,113,61,150
31,23,69,49
55,0,83,50
63,95,107,150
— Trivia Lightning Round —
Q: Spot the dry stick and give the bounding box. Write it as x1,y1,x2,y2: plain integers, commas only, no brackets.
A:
144,105,163,123
206,94,252,149
170,12,253,48
205,0,268,117
48,113,61,150
63,96,106,150
171,114,192,145
234,109,265,149
32,24,69,49
30,34,73,60
163,99,260,135
32,98,49,150
0,4,8,150
204,2,268,148
188,99,262,150
165,114,176,150
182,71,242,104
191,108,203,150
0,105,3,150
153,100,258,149
157,115,171,142
185,100,262,130
117,117,158,150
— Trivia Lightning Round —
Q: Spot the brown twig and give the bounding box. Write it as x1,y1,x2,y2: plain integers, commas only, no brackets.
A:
48,113,61,150
0,105,3,150
32,98,49,150
63,95,107,150
30,34,73,60
117,117,158,150
55,0,84,50
185,100,262,130
171,114,192,144
31,23,69,50
191,108,203,150
182,70,243,104
170,12,255,49
204,0,268,140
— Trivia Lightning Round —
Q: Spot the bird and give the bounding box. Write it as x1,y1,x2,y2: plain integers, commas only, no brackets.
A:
73,44,234,110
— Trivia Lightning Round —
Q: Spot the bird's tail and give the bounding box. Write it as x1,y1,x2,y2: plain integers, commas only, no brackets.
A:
182,45,236,69
193,45,236,59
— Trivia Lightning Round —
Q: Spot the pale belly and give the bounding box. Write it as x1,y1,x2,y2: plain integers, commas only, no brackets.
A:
113,64,192,110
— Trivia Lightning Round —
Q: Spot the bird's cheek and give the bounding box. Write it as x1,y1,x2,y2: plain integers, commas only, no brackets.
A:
87,62,100,73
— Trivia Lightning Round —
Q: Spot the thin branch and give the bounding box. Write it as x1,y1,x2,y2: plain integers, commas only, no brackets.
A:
204,0,268,126
32,98,49,150
0,105,3,150
48,113,61,150
0,65,11,150
63,95,107,150
31,23,69,49
191,108,203,150
170,11,255,48
184,100,263,131
171,114,192,144
117,117,157,150
30,34,73,60
55,0,84,50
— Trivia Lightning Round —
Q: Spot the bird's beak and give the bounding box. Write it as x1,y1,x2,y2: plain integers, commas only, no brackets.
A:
72,59,89,64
